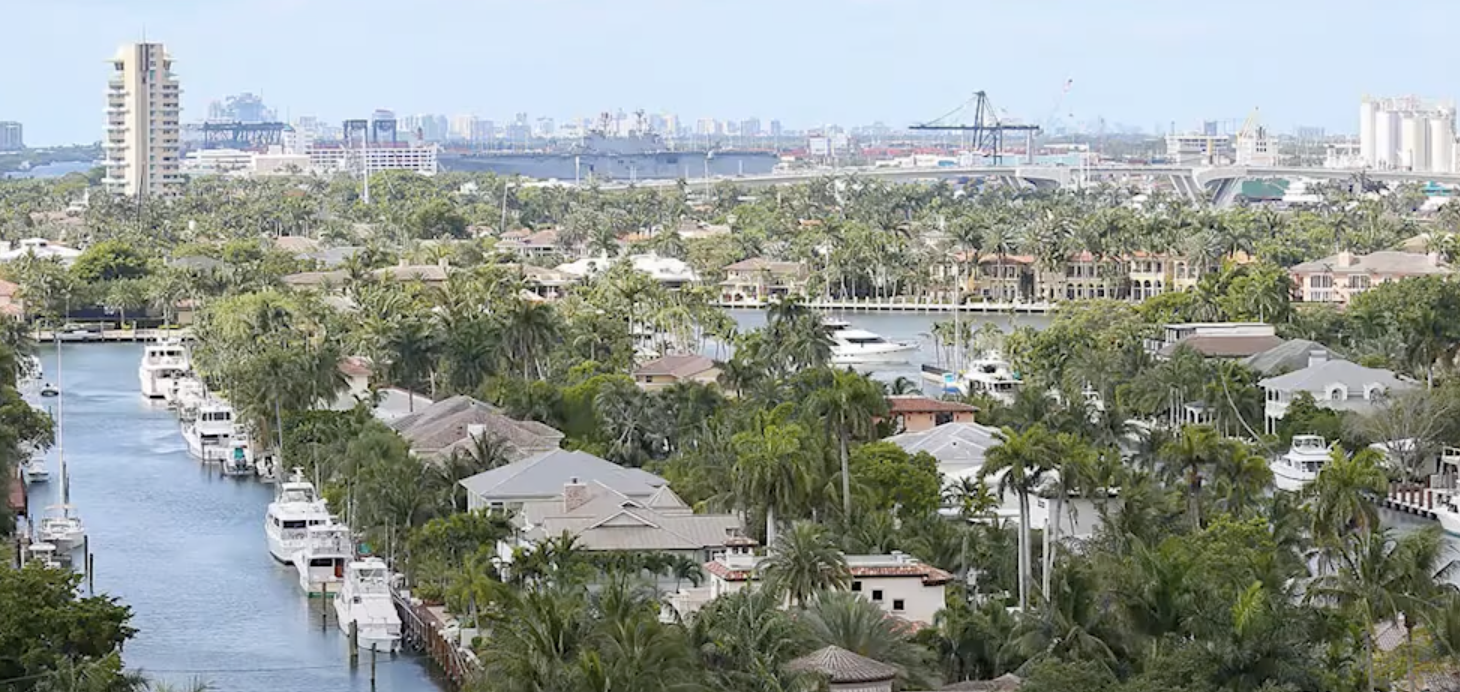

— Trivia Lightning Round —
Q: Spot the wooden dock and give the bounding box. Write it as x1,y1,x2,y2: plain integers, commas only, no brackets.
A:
395,590,475,688
1379,485,1443,520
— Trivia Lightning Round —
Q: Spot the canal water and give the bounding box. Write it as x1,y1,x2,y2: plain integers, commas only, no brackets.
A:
23,343,442,692
724,308,1052,383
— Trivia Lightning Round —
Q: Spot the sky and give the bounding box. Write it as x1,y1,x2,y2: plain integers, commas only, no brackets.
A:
3,0,1459,146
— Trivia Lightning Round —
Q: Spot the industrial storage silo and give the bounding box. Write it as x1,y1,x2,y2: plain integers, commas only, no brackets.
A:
1430,113,1455,174
1402,113,1428,171
1375,109,1398,168
1359,99,1378,166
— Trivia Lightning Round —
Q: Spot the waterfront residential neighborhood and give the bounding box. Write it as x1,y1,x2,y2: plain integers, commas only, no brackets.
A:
12,4,1460,692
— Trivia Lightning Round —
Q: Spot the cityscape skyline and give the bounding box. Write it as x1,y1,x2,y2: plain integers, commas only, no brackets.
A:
6,0,1460,145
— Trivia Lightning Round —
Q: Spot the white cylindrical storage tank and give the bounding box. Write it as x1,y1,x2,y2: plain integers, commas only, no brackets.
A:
1402,114,1428,171
1375,110,1397,168
1359,100,1377,166
1430,114,1455,173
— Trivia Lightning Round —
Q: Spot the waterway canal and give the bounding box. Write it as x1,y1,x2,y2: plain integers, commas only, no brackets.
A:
23,343,442,692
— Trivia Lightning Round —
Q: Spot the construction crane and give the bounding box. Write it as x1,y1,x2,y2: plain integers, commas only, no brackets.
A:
1044,78,1075,132
910,91,1041,164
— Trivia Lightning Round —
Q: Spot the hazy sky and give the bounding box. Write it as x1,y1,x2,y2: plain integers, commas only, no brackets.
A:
3,0,1458,145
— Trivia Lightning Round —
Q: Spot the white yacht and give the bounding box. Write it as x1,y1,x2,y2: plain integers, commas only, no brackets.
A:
25,541,64,569
824,317,918,365
182,399,242,462
37,505,85,551
39,382,59,398
264,469,333,564
138,339,190,399
22,456,49,484
1270,435,1333,492
961,353,1022,404
165,376,207,413
293,523,354,596
333,558,402,653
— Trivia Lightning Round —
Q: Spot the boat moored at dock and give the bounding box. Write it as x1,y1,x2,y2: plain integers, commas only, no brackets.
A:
333,557,402,653
138,339,190,399
264,469,332,564
293,523,353,596
1271,435,1333,492
182,399,242,462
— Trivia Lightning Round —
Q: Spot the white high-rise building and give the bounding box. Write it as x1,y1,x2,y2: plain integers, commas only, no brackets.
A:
104,42,182,197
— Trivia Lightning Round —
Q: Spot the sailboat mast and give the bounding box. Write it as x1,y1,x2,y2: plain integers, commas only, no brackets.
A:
56,334,66,506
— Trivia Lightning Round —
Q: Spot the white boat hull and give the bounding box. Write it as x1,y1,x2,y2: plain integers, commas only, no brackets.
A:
24,464,49,483
334,597,402,653
184,432,233,462
267,528,302,565
138,369,168,399
39,525,84,551
831,344,918,365
295,560,346,596
1269,463,1316,492
1439,510,1460,537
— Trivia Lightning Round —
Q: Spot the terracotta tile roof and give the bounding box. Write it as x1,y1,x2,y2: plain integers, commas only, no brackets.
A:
978,255,1035,265
0,279,18,298
7,471,25,514
339,356,372,378
886,395,978,415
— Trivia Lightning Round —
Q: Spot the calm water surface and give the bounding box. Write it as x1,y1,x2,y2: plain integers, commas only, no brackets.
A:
25,343,442,692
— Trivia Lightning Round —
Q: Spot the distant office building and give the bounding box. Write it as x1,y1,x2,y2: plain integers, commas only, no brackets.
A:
695,118,720,136
308,142,439,176
207,93,274,123
104,42,182,198
769,120,783,138
449,115,474,141
1202,120,1219,136
472,119,495,144
1165,133,1233,165
739,118,761,138
0,122,22,151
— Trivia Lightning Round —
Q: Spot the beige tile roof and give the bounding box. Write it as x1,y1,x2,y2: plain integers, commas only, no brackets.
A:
633,355,717,379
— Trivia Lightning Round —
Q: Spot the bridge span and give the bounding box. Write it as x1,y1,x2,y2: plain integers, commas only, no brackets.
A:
599,164,1460,207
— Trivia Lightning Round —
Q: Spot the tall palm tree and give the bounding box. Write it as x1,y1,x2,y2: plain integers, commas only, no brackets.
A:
726,418,813,544
801,591,938,689
759,520,850,607
1306,447,1388,547
980,425,1055,611
499,298,560,380
807,368,888,519
1159,424,1225,529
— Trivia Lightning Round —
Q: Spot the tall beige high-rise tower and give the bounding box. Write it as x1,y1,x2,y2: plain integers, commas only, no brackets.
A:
104,42,181,197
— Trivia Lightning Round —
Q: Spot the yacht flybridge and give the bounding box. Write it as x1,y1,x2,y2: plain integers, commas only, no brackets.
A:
264,469,332,564
293,523,353,596
823,317,918,365
138,339,191,399
183,398,247,462
1270,435,1333,492
961,353,1022,404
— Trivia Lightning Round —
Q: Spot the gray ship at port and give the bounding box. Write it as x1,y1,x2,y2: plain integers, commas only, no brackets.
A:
439,129,780,181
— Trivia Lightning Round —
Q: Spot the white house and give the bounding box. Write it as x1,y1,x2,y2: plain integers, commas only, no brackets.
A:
556,253,700,289
0,238,82,265
1259,351,1417,434
666,542,952,626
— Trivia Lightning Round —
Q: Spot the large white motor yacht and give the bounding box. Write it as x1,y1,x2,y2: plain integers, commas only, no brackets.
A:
183,399,242,462
264,469,333,564
1270,435,1333,492
960,353,1022,404
824,317,918,365
166,376,207,413
333,557,402,653
138,339,191,399
37,504,85,551
293,523,354,596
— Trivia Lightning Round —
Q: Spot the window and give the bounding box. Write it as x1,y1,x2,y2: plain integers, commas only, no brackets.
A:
850,581,862,592
1309,274,1333,289
893,599,905,612
1348,275,1371,290
1327,385,1347,402
871,589,883,602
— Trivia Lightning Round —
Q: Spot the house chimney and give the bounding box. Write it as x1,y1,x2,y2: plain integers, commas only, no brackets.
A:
1336,250,1354,268
398,258,409,267
563,477,590,512
437,257,450,268
1429,251,1442,267
1308,349,1328,369
466,423,485,440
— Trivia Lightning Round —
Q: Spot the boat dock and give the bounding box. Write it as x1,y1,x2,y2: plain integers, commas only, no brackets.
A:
396,590,476,687
1379,485,1444,520
33,328,193,343
718,299,1055,314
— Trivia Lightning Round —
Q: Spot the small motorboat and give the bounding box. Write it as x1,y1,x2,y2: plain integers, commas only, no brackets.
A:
39,383,59,397
22,457,49,484
25,541,64,569
333,557,402,653
36,504,85,551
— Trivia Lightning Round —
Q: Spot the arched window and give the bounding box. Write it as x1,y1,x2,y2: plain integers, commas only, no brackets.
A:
1327,385,1347,402
1365,384,1386,401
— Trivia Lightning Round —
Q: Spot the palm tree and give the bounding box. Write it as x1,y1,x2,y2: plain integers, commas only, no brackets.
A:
1306,447,1388,546
499,298,560,380
807,368,888,519
759,520,850,607
1159,424,1225,529
801,591,938,689
689,587,812,692
726,418,813,544
980,425,1055,611
1041,432,1095,601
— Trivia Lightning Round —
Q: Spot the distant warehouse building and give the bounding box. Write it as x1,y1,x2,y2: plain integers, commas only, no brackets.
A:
307,141,439,176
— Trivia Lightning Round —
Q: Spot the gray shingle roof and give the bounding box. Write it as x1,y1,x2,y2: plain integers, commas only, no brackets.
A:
1258,358,1415,393
1159,334,1285,359
520,483,742,551
1290,250,1450,275
1242,339,1332,376
787,646,900,684
459,449,664,502
886,422,1001,472
389,395,563,461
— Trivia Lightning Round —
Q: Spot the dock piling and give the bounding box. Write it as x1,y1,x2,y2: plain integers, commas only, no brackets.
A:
87,553,94,595
370,644,377,689
349,621,359,666
321,582,328,629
